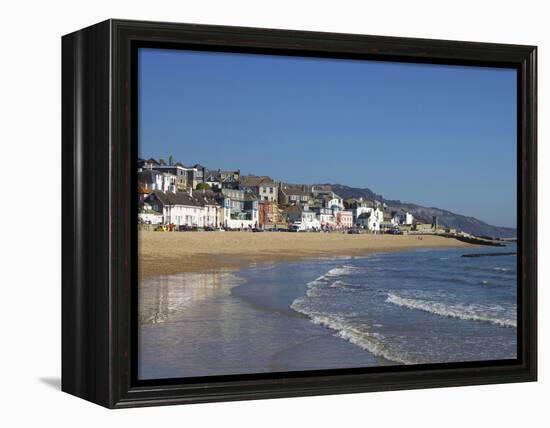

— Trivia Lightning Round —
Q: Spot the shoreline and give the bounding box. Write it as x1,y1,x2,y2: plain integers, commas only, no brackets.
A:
138,244,516,378
138,241,513,379
139,256,385,379
138,231,477,280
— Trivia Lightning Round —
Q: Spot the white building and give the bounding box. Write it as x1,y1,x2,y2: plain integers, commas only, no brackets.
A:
221,189,259,229
138,203,163,224
356,207,384,232
314,207,337,230
391,211,414,226
145,191,221,227
325,196,344,211
353,205,372,222
302,210,321,230
312,188,344,211
194,192,223,227
286,206,321,231
138,170,177,193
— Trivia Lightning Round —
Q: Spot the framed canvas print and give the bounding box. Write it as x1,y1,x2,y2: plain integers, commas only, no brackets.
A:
62,19,537,408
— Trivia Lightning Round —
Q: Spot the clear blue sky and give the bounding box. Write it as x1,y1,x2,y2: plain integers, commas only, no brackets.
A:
138,48,517,228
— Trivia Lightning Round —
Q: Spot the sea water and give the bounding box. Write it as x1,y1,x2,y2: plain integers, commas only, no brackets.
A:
138,244,517,379
291,244,517,364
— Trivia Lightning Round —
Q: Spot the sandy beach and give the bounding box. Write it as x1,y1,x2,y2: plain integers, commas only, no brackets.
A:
138,240,516,378
138,231,476,279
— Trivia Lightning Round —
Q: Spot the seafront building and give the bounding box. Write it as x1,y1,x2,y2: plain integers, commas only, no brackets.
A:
143,190,221,228
284,205,321,231
258,201,285,229
355,208,384,232
220,188,259,229
137,156,415,232
336,210,354,229
392,210,414,226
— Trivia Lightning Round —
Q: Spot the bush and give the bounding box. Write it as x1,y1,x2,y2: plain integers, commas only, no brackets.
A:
196,182,210,190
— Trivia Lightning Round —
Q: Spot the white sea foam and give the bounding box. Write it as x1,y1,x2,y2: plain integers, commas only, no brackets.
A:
307,275,327,286
291,298,414,364
325,265,360,277
291,265,408,362
303,273,329,297
330,280,347,288
385,293,517,328
305,266,361,293
493,267,512,272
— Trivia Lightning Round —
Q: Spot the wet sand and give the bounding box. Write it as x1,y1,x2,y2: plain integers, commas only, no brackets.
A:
138,231,476,279
138,260,386,379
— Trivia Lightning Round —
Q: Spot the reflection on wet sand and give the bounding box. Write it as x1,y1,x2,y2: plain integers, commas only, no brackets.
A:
138,262,381,380
139,271,243,325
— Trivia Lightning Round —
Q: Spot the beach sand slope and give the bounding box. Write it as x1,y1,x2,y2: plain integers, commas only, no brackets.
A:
139,231,475,279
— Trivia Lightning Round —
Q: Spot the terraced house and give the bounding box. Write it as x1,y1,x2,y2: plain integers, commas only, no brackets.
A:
258,201,284,229
278,183,311,206
239,175,278,203
220,188,259,229
137,155,394,232
144,190,222,228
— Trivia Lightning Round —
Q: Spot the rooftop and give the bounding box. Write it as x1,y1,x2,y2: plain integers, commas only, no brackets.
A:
148,191,220,207
239,175,276,187
280,184,310,197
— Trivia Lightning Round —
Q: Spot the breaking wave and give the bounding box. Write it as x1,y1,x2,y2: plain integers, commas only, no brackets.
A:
289,248,517,365
291,299,414,364
385,293,516,328
330,280,347,288
325,265,361,277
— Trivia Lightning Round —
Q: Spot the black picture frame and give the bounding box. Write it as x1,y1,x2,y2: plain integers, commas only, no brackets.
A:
62,19,537,408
